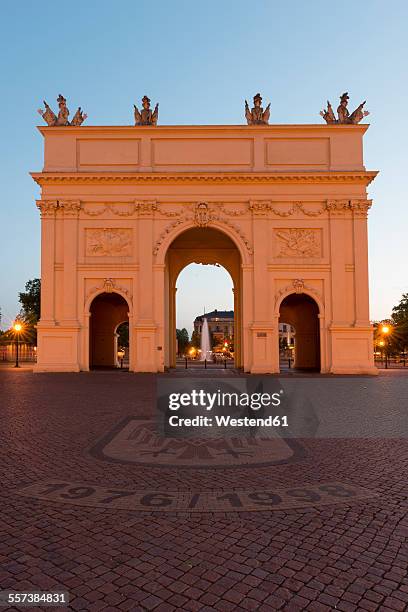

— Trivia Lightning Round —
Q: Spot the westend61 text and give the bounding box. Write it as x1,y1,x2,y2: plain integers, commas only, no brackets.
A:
168,415,288,427
168,390,282,411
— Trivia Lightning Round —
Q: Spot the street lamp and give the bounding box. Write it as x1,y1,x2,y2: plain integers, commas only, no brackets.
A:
117,348,125,369
13,322,23,368
381,325,392,369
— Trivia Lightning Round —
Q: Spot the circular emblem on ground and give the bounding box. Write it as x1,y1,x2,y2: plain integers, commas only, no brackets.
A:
91,417,303,467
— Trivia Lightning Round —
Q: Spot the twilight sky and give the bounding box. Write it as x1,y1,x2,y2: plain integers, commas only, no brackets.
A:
0,0,407,332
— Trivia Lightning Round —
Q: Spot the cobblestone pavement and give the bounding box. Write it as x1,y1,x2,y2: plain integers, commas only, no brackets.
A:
1,370,408,611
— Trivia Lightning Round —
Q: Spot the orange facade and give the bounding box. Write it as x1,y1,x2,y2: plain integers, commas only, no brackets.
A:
32,123,377,374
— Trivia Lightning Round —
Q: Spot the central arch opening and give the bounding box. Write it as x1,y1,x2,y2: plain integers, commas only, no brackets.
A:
164,227,242,369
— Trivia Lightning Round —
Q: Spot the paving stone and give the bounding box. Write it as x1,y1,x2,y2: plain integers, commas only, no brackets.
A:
1,371,408,612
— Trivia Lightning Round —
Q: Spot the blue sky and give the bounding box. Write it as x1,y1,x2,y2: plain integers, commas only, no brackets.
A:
0,0,407,332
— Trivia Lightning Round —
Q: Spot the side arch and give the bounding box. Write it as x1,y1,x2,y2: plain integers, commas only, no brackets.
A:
84,284,132,316
277,290,323,371
274,283,324,318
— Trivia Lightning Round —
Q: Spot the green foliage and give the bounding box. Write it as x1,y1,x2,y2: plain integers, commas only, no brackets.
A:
190,330,201,349
176,328,189,354
117,322,129,348
19,278,41,321
391,293,408,352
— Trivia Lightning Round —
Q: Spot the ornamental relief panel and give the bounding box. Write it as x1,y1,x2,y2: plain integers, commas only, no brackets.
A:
274,228,322,258
85,228,132,257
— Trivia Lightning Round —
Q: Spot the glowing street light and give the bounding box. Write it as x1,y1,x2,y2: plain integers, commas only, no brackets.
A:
13,321,23,368
380,324,392,368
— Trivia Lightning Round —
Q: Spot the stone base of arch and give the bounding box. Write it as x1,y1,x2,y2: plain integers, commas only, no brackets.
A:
328,326,378,375
33,322,81,372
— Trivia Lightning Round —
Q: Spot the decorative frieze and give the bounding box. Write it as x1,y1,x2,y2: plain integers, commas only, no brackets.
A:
85,229,132,257
250,201,326,217
274,229,322,258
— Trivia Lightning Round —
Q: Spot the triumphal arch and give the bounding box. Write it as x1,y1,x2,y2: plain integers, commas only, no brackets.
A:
32,93,378,374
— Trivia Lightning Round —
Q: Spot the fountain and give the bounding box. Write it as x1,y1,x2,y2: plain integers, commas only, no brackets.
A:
200,317,212,361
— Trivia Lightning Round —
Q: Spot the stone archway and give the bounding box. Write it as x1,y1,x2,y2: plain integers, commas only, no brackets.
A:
279,293,320,371
89,292,129,368
164,226,242,369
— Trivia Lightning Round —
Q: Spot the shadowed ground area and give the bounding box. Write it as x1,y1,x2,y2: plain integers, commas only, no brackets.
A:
0,370,407,611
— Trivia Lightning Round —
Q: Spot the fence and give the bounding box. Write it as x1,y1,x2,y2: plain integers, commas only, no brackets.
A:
374,356,408,369
0,344,37,362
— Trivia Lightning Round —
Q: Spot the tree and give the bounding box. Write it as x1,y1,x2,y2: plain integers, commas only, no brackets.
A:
176,328,189,355
190,330,201,349
391,293,408,352
19,279,41,321
117,322,129,348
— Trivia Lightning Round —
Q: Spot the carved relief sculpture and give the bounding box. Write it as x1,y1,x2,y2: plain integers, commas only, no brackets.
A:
85,229,132,256
194,202,212,227
320,92,369,125
38,94,87,126
134,96,159,126
245,93,270,125
275,229,321,258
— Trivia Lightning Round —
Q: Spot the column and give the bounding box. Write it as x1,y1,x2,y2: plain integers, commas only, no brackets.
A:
250,210,275,373
327,200,349,325
153,264,165,372
36,200,58,324
351,200,372,326
61,200,81,323
241,264,253,372
134,203,157,371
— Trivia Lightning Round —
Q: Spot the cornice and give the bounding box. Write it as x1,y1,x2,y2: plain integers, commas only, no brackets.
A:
36,124,370,136
31,171,378,186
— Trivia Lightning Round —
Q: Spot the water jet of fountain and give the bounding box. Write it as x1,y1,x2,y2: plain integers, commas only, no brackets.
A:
200,317,212,361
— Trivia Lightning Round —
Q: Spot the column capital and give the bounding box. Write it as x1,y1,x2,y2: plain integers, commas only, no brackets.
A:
326,199,350,217
135,199,158,217
36,199,58,218
350,199,372,218
60,200,82,218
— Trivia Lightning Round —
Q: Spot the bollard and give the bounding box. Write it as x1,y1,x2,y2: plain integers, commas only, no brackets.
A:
120,358,123,369
185,357,188,369
204,359,207,369
224,358,227,369
288,358,291,369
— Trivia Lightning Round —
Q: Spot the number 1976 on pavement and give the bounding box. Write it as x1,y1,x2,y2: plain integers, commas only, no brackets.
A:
17,481,375,512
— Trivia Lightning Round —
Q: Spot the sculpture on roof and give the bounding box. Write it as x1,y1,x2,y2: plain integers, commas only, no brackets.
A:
320,92,369,125
134,95,159,126
38,94,87,126
245,93,270,125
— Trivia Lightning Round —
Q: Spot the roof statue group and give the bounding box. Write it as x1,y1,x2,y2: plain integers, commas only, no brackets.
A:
320,93,369,125
38,92,369,127
38,94,87,126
